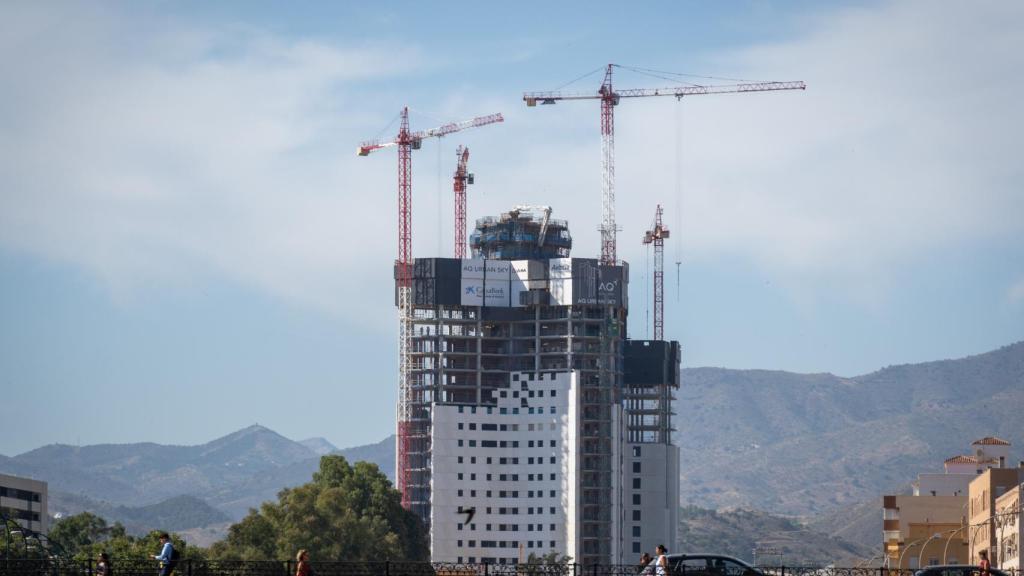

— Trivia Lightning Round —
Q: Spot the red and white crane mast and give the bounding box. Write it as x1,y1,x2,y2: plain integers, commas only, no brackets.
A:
524,64,805,267
358,108,502,509
453,146,472,259
643,205,670,341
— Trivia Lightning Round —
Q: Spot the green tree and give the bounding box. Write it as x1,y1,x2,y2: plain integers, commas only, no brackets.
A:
48,513,201,563
48,512,115,557
211,455,427,561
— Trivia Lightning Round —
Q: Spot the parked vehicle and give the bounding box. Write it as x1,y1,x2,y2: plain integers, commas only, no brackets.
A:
644,554,765,576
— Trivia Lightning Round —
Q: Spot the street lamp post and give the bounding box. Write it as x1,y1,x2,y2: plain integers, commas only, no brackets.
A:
900,537,930,571
919,533,944,569
943,525,967,564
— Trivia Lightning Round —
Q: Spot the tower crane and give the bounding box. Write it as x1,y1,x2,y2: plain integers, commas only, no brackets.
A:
358,107,503,510
524,64,805,266
642,205,670,341
453,146,473,258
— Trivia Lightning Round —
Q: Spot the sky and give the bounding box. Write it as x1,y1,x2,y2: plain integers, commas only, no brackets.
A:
1,0,1022,456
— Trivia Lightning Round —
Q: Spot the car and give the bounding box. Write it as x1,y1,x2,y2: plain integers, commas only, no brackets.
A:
914,566,1010,576
643,554,765,576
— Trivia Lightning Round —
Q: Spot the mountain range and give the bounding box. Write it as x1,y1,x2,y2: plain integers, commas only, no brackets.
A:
2,340,1022,555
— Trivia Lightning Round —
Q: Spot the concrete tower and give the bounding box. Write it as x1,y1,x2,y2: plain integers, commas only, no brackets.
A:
396,206,678,565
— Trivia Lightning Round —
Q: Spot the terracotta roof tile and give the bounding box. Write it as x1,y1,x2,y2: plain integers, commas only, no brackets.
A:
945,455,978,464
972,437,1011,446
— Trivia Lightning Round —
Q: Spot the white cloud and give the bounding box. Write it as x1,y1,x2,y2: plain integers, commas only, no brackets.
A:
1,0,1021,324
586,1,1024,304
0,3,425,326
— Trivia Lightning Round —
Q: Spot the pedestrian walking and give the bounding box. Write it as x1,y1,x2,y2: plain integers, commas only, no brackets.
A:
978,550,990,576
96,553,112,576
153,532,176,576
295,549,314,576
638,552,653,574
655,545,669,576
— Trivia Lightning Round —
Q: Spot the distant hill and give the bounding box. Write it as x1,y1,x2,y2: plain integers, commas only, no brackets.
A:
677,505,874,565
201,435,395,519
677,341,1024,518
3,341,1021,551
50,492,229,534
299,437,339,456
2,424,318,506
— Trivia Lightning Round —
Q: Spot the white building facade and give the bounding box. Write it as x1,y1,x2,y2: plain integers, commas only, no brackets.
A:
400,210,680,565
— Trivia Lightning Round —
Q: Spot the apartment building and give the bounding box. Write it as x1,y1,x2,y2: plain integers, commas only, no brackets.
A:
969,465,1023,565
883,438,1013,568
0,472,48,534
994,484,1021,571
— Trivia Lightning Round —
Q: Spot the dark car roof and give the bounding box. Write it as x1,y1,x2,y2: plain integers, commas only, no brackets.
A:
665,554,752,562
915,566,1009,576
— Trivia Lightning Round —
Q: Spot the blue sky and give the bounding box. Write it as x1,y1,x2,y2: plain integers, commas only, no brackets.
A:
1,0,1022,455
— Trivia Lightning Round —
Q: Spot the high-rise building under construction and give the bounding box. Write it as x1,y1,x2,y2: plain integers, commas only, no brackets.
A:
396,206,679,565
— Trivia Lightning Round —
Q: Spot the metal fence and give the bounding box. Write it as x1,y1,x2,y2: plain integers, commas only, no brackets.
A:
2,562,1021,576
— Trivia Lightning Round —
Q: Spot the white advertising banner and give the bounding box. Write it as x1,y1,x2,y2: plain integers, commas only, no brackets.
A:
549,278,573,305
484,280,510,307
484,260,511,280
460,279,484,306
512,260,531,282
549,258,572,279
461,259,486,279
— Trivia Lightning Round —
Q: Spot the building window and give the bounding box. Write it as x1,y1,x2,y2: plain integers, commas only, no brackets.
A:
633,446,641,457
469,423,477,430
633,462,641,473
633,542,642,554
633,478,641,489
633,510,641,521
632,494,641,505
632,526,641,537
458,456,463,464
458,423,464,430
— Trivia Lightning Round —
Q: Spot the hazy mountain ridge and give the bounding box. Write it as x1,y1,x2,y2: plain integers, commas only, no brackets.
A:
2,425,320,507
3,341,1021,552
50,492,229,534
677,505,874,565
677,341,1024,520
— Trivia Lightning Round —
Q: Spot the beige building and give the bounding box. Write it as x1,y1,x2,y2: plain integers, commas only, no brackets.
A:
0,473,48,533
883,437,1014,568
994,484,1021,571
968,464,1023,565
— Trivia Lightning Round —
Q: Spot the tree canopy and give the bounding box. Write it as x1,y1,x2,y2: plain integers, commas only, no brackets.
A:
210,455,428,561
47,512,199,563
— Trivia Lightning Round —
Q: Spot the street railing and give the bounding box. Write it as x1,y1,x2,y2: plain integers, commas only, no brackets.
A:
1,562,1021,576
